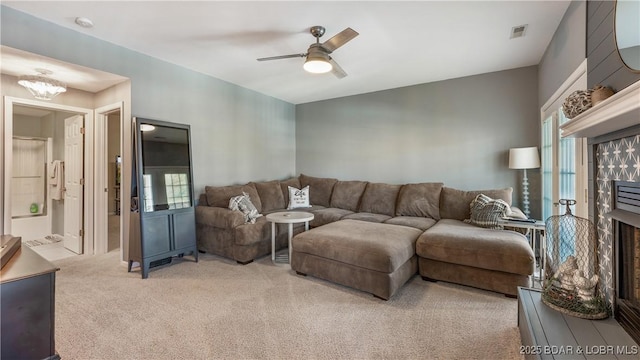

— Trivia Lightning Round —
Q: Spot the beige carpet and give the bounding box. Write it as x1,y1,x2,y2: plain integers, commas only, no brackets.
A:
52,251,524,360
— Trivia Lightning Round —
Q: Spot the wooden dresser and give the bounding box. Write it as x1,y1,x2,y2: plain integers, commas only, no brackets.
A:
1,236,60,360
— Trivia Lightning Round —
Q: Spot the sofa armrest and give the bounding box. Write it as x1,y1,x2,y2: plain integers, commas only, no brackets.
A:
196,206,244,228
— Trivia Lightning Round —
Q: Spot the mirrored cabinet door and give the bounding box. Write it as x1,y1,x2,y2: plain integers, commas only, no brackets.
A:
128,117,198,278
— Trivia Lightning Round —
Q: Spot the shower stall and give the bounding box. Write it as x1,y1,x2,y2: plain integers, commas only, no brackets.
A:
11,137,54,241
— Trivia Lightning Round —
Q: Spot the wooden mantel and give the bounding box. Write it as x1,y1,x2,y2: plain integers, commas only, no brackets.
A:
560,80,640,138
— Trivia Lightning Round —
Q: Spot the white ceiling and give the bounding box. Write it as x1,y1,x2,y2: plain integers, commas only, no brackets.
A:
1,1,571,104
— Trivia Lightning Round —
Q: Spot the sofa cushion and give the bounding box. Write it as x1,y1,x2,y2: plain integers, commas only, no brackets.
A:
292,219,422,273
252,180,285,212
342,212,391,223
329,180,368,211
415,219,533,275
310,208,354,227
395,182,443,219
280,177,301,207
299,174,338,207
464,194,509,229
385,216,437,231
439,187,513,221
205,184,262,212
358,182,401,216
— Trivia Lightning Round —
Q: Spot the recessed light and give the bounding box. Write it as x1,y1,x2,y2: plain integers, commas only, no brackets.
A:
75,17,94,28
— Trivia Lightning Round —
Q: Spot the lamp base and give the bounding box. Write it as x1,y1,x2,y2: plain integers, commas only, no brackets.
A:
522,168,530,218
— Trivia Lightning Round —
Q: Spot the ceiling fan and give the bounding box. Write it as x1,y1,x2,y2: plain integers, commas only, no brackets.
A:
257,26,359,78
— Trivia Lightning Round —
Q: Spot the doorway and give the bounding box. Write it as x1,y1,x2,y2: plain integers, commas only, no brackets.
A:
3,97,93,258
94,104,123,254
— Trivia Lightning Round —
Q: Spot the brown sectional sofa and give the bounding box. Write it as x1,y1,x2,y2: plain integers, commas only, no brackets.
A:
196,174,535,298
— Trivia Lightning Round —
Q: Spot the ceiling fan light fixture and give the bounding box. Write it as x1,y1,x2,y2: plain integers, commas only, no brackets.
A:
18,72,67,101
303,51,332,74
303,59,332,74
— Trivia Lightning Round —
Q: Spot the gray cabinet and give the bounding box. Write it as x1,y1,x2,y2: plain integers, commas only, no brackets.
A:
128,118,198,278
1,239,60,360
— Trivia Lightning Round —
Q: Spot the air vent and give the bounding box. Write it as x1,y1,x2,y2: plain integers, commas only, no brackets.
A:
615,181,640,214
510,24,528,39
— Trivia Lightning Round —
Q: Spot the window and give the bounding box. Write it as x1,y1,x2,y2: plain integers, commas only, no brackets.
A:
143,174,154,212
164,173,190,209
540,60,588,222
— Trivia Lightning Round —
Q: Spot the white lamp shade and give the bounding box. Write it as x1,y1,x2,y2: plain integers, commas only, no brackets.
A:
509,146,540,169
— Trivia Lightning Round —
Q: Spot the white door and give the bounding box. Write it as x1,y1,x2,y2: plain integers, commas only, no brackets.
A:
64,115,84,254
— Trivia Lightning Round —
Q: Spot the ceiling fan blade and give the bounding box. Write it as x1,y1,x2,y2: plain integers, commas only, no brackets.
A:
329,58,347,79
257,53,306,61
321,28,359,53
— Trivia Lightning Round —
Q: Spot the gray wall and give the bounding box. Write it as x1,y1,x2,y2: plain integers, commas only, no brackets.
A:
538,0,587,107
0,5,297,194
296,66,540,217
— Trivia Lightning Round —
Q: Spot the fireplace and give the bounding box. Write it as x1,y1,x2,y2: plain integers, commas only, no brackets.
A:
561,78,640,344
612,181,640,345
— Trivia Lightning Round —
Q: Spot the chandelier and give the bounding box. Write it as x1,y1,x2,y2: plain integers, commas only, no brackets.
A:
18,69,67,100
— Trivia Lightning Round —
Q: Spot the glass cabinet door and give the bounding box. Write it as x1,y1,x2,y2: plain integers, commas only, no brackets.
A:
137,121,193,213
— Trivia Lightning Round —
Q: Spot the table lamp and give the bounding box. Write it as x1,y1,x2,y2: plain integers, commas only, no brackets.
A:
509,146,540,218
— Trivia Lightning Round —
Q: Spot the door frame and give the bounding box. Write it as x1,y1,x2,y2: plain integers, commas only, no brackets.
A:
94,102,124,255
2,96,94,254
540,59,589,218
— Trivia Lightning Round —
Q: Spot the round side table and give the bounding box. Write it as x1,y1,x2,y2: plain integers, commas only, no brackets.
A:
266,211,314,264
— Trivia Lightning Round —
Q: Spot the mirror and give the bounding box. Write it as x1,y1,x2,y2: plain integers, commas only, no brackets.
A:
615,0,640,72
136,119,193,213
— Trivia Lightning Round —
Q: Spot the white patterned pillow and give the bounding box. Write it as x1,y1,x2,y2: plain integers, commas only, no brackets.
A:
287,185,311,209
464,193,509,229
229,192,262,224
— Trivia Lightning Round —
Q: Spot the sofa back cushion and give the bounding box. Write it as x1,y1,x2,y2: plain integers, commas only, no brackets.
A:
299,174,338,207
440,187,513,221
205,184,262,213
330,180,368,211
358,182,402,216
280,177,301,207
251,180,285,212
395,182,443,219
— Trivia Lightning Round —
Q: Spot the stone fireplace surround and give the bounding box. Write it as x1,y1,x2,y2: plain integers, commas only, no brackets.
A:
560,79,640,343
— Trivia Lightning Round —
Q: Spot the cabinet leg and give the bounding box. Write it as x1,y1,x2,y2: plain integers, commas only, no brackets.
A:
142,260,150,279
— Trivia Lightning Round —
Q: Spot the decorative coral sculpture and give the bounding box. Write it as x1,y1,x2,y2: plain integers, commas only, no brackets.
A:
573,270,599,305
553,255,578,291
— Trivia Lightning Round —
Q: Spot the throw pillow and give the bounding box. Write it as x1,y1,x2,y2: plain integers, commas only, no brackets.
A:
229,192,262,224
464,193,509,229
287,185,311,209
